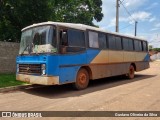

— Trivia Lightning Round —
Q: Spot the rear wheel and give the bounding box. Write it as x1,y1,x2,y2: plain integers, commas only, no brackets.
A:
127,65,135,79
73,68,89,90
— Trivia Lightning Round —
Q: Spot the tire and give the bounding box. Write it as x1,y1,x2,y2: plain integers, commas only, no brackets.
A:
73,68,89,90
127,65,135,79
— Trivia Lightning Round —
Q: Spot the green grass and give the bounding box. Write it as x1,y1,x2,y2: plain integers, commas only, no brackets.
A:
0,74,26,88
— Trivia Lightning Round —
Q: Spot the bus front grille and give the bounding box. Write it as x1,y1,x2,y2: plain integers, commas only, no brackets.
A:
18,64,41,75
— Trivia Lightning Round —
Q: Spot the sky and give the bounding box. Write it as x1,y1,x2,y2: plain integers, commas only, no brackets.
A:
93,0,160,48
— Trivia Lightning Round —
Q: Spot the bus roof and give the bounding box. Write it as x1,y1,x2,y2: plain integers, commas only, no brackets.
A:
22,21,147,41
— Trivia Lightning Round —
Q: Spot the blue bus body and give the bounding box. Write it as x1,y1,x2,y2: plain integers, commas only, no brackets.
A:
16,49,102,85
16,22,150,89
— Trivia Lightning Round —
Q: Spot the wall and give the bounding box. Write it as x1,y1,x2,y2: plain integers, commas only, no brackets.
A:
0,41,19,73
150,52,160,61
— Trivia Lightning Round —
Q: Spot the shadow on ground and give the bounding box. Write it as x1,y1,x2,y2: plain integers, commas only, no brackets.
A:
20,74,156,99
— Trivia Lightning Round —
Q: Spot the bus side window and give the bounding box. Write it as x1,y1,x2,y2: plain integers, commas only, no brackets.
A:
60,30,68,54
128,39,134,51
139,41,143,51
134,40,142,51
98,33,107,49
115,36,122,50
108,34,116,50
123,38,129,51
61,31,68,46
88,31,99,48
143,41,147,51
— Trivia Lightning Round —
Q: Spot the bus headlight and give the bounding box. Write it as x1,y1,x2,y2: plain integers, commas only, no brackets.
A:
41,64,46,75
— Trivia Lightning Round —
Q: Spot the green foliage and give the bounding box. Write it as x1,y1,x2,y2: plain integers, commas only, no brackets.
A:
148,45,153,50
152,48,160,52
0,74,26,88
0,0,103,42
0,0,53,42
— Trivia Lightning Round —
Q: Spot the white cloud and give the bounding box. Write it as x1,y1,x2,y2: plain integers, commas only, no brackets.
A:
124,0,147,8
92,0,160,48
151,28,160,31
118,11,152,24
154,23,160,28
147,34,160,48
146,2,159,10
119,17,129,22
149,17,156,22
151,23,160,31
93,0,116,29
94,0,149,30
107,18,116,28
130,11,151,21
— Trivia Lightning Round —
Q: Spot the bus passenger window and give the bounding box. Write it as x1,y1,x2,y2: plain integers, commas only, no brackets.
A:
98,33,107,49
88,31,99,48
128,39,134,51
123,38,129,51
108,35,116,50
143,41,147,51
134,40,142,51
139,41,143,51
68,29,85,47
60,30,68,54
115,36,122,50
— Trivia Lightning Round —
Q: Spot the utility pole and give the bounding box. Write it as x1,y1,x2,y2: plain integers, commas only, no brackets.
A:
135,21,138,36
116,0,120,32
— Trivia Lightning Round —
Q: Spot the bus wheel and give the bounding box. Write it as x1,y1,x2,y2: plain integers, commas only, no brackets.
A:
127,65,135,79
73,68,89,90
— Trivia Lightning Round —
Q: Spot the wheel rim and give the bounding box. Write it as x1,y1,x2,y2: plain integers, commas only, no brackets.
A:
130,66,134,75
78,73,87,85
75,69,89,90
129,65,135,78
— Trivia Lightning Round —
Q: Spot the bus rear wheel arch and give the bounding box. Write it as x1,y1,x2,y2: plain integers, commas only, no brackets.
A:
73,68,89,90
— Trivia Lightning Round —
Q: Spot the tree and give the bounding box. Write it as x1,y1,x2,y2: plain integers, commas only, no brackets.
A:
50,0,103,25
0,0,103,42
153,48,160,52
0,0,53,42
149,45,153,51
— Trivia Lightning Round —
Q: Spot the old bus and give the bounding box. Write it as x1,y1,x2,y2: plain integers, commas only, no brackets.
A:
16,22,150,90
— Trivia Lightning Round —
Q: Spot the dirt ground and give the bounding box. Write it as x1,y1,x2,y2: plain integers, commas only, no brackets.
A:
0,61,160,120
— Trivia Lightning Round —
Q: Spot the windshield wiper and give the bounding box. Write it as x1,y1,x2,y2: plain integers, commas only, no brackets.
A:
20,44,30,55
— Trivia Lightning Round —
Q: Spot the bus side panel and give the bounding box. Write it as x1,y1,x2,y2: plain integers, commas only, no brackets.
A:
90,63,130,80
135,62,150,72
47,55,60,76
90,50,109,64
58,53,87,84
136,52,148,61
135,52,150,71
86,49,101,63
108,50,124,63
123,51,136,62
59,66,81,84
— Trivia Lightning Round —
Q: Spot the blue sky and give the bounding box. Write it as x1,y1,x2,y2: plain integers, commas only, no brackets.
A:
93,0,160,48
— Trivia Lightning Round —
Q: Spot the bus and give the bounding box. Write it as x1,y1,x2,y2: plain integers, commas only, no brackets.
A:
16,22,150,90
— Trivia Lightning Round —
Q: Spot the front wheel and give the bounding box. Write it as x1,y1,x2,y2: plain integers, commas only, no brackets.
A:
73,68,89,90
127,65,135,79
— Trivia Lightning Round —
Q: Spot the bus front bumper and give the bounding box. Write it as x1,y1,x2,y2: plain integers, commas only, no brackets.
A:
16,74,59,85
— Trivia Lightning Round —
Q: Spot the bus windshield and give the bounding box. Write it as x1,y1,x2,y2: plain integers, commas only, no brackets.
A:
19,25,57,55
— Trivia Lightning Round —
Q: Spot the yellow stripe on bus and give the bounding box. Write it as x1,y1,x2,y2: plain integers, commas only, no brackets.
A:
91,50,147,64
